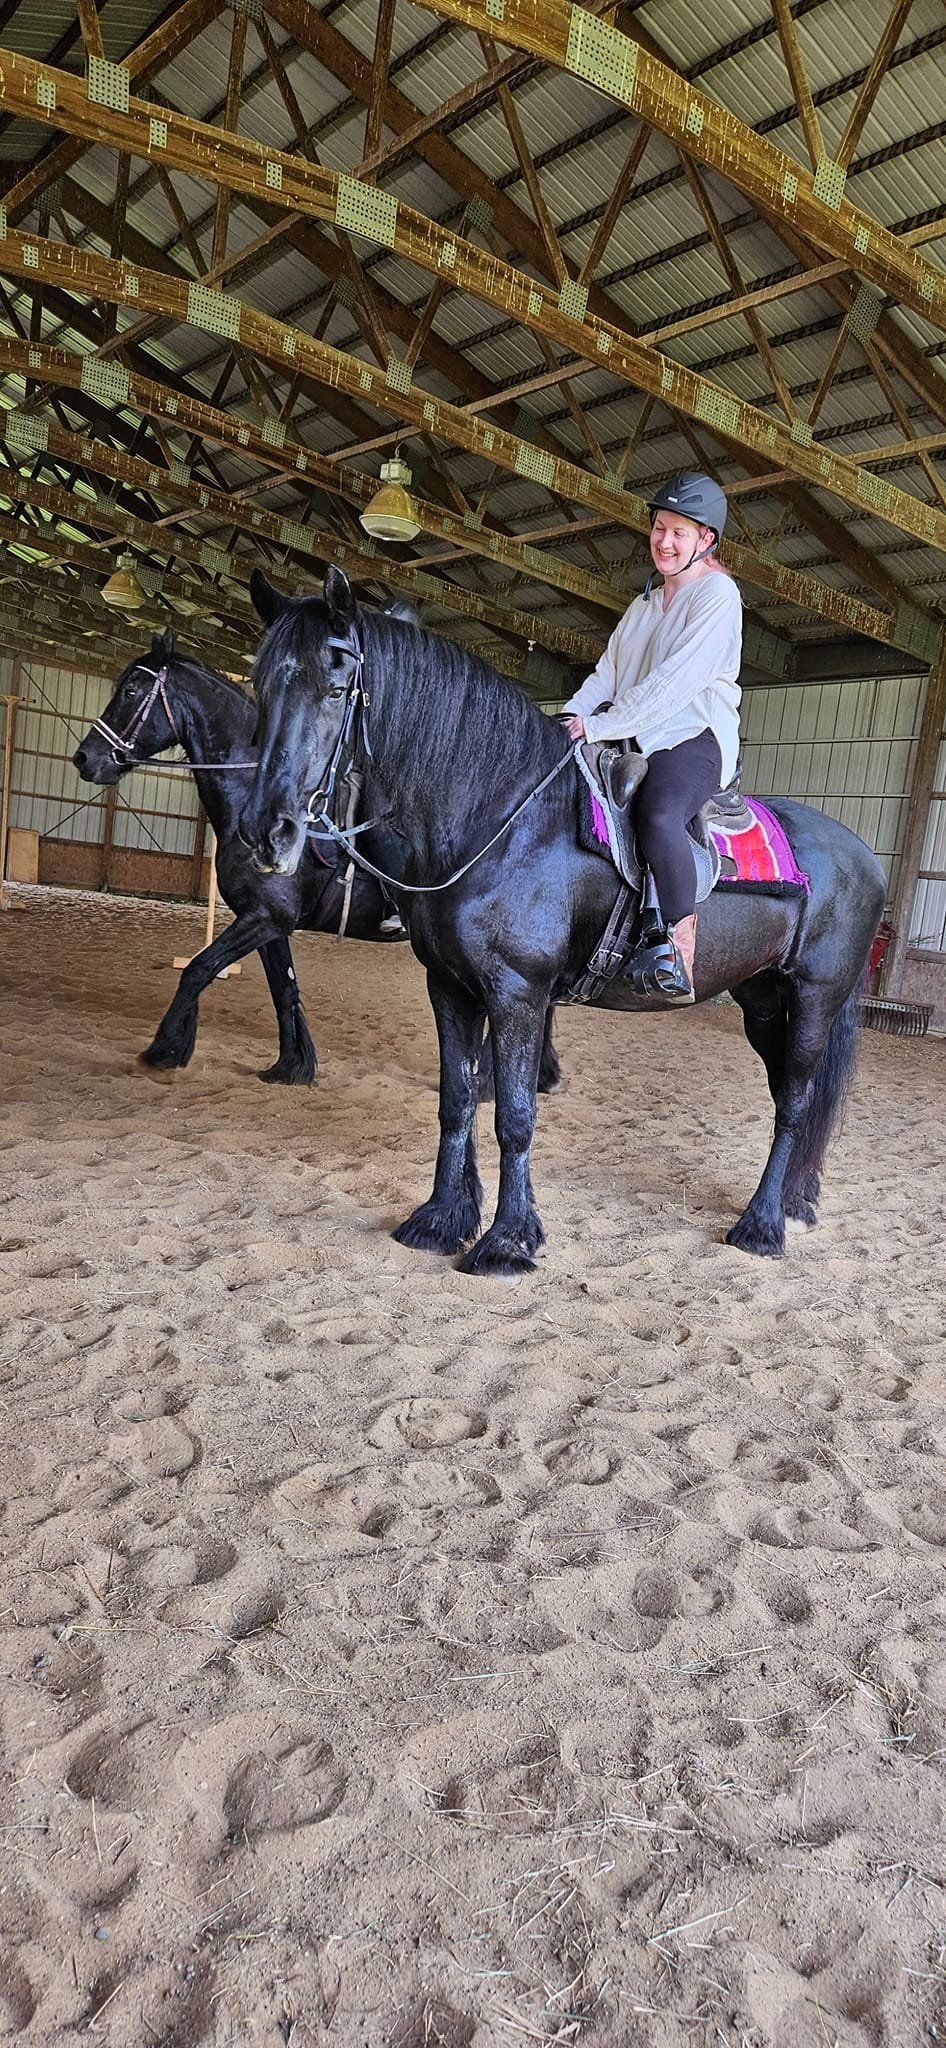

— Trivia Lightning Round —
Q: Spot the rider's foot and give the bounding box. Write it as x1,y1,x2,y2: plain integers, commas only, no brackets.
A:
623,915,696,1004
379,910,406,936
671,912,697,997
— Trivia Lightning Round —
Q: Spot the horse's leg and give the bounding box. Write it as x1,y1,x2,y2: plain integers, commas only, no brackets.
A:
537,1004,561,1094
257,937,317,1084
140,908,278,1070
393,973,485,1255
727,978,853,1256
479,1003,560,1104
459,979,548,1277
477,1021,495,1105
732,976,809,1228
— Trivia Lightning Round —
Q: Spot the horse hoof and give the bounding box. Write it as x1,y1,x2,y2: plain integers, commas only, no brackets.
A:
457,1227,540,1277
784,1198,818,1230
725,1213,784,1258
393,1201,479,1256
138,1045,182,1072
258,1061,316,1085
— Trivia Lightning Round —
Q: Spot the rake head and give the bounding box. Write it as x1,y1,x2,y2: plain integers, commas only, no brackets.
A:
860,996,933,1037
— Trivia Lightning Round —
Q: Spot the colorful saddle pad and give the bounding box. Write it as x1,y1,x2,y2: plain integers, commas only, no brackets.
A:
585,788,809,895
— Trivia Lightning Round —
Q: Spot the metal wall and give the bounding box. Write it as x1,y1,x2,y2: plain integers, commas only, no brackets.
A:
7,653,200,860
740,671,925,907
912,735,946,954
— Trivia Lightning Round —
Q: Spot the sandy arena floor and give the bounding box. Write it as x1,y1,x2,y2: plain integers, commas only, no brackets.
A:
1,884,945,2048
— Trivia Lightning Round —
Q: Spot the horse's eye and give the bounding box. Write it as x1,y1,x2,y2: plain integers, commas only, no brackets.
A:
328,682,346,702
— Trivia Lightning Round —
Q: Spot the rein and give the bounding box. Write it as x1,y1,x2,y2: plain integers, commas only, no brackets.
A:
303,621,577,897
92,663,257,771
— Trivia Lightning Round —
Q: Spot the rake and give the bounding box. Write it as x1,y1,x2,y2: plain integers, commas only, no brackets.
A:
860,996,934,1037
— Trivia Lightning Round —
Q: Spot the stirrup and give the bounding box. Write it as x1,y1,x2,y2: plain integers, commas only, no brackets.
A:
623,923,695,1005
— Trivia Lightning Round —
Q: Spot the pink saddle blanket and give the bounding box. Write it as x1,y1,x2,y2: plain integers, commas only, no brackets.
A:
587,790,809,895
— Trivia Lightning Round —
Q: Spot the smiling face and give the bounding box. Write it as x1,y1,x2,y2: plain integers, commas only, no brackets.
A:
239,565,360,876
649,509,714,580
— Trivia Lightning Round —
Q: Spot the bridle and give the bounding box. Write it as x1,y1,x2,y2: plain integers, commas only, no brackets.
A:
91,662,182,763
299,616,576,898
91,659,256,770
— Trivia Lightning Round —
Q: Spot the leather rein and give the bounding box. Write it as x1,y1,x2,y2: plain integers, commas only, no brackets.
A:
303,620,577,898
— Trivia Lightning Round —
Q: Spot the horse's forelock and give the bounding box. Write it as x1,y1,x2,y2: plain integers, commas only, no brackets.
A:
252,595,346,702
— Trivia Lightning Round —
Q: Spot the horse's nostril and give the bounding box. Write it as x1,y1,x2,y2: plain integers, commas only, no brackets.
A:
73,748,86,771
275,814,296,841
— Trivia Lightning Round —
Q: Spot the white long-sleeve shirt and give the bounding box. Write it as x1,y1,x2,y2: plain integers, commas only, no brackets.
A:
563,570,743,783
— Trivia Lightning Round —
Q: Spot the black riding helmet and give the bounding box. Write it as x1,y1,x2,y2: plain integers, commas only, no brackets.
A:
648,470,728,546
643,471,728,591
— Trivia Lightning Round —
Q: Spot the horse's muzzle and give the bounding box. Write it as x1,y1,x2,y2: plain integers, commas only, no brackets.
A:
238,803,306,877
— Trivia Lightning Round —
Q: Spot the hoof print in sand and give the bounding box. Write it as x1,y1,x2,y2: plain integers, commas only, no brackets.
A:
224,1583,285,1641
66,1720,174,1812
224,1736,347,1840
0,1962,36,2036
542,1437,618,1486
367,1397,487,1452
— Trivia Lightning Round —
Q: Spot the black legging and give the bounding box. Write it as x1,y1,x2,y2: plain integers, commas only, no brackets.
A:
634,728,723,925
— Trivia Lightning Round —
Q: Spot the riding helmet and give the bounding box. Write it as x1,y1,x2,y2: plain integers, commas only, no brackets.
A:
647,470,728,542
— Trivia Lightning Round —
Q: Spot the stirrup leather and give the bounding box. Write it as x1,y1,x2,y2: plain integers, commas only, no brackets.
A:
623,922,695,1004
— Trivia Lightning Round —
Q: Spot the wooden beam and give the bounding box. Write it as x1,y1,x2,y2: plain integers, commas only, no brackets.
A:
0,297,918,657
0,363,616,646
363,0,398,170
1,74,942,560
75,0,105,61
396,0,946,334
1,0,226,227
837,0,915,168
211,8,247,271
678,150,798,422
577,120,651,287
770,0,824,168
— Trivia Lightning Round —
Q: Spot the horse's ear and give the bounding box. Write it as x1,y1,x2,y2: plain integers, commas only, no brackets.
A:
384,598,422,628
250,567,288,625
160,624,175,658
324,563,355,628
149,633,164,662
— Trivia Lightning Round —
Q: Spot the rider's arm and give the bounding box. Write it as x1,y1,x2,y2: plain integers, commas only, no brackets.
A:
582,576,741,744
560,620,621,723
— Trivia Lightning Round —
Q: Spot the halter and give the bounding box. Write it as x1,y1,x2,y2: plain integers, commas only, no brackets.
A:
91,659,256,771
302,618,576,897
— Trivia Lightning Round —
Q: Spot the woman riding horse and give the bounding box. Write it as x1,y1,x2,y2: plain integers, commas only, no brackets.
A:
561,471,741,1004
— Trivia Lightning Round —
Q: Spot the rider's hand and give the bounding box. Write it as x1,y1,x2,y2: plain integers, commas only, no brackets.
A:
563,715,586,741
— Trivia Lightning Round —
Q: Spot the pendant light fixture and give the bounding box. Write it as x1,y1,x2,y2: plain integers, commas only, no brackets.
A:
101,551,146,610
359,450,421,543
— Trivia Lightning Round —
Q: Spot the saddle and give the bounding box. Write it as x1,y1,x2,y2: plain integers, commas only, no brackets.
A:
579,739,754,899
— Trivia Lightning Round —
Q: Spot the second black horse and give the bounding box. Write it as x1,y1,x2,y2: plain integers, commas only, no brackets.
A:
73,629,561,1096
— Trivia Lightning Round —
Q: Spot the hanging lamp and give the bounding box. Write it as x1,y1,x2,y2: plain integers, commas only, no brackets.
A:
359,451,421,543
101,552,146,609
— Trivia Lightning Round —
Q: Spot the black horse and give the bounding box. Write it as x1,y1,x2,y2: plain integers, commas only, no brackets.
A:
72,630,561,1096
240,567,886,1276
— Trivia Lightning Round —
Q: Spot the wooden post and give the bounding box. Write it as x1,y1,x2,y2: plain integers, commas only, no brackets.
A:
173,828,240,976
203,832,219,951
0,685,23,909
99,783,117,890
882,639,946,997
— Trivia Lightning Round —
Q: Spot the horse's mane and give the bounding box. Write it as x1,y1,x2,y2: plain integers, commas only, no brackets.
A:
169,651,255,707
255,598,564,812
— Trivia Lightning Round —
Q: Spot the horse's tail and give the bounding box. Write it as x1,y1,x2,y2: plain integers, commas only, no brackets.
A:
788,982,862,1193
